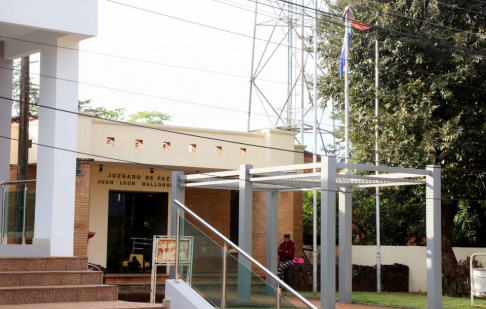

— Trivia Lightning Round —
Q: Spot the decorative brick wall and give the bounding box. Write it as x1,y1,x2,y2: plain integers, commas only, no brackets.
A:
74,162,91,257
184,188,231,241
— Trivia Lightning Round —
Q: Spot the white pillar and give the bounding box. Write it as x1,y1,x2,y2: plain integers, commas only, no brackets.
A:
170,171,184,279
33,39,80,256
320,156,336,309
238,164,253,302
0,42,13,183
426,165,442,308
0,42,13,242
266,191,278,293
338,187,352,303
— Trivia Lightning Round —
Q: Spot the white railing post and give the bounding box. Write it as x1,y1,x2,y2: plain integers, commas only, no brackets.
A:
221,242,228,309
175,208,181,283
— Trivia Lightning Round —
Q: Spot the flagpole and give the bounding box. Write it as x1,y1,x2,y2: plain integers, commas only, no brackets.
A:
312,0,318,296
344,11,350,169
375,19,381,295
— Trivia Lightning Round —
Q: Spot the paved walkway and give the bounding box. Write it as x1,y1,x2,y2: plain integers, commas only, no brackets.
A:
0,301,164,309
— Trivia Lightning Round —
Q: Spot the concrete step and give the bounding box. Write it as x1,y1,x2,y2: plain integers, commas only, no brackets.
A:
115,283,164,292
105,274,167,285
117,291,165,303
0,284,118,305
0,300,164,308
0,257,88,272
0,271,103,287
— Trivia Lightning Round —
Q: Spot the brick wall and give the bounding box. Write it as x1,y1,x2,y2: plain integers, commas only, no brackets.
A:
74,162,91,257
184,188,231,242
252,191,303,269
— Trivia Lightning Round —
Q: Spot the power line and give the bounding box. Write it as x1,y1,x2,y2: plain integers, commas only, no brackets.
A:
274,0,486,58
0,34,287,86
5,134,485,202
105,0,308,53
434,0,486,18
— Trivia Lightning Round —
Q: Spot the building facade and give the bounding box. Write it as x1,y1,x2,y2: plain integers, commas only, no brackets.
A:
7,114,305,271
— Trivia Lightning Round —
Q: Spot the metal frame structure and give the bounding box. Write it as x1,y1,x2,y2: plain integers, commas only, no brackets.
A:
0,180,36,245
171,160,443,309
173,199,318,309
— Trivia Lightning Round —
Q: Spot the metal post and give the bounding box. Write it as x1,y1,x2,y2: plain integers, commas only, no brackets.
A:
276,284,281,309
375,34,381,294
426,165,442,309
1,185,7,244
221,242,228,309
312,0,319,296
175,208,181,283
300,0,305,144
150,236,157,303
247,0,259,132
344,15,350,167
22,184,27,245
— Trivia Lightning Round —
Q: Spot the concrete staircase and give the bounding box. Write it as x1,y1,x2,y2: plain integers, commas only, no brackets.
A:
0,257,164,308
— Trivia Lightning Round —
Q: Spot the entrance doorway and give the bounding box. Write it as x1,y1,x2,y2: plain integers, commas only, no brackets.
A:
106,191,168,273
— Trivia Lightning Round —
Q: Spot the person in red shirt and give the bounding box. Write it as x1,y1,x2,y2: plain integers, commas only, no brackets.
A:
277,233,295,281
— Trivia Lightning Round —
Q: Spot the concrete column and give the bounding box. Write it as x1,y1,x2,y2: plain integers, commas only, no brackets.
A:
338,187,352,303
33,39,79,256
0,42,13,183
266,191,278,293
426,165,442,309
0,42,13,242
320,156,336,309
238,164,252,302
169,171,184,279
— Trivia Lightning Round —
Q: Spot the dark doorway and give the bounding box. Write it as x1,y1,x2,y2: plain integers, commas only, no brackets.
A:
106,191,168,273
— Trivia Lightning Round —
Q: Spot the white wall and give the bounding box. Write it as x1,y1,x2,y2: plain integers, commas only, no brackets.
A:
0,0,97,38
352,246,486,293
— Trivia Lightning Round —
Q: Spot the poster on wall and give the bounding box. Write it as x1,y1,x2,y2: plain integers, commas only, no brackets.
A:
150,235,194,303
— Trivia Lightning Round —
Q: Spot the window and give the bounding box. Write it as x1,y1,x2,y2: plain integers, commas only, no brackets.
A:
163,142,171,151
135,139,143,149
215,146,223,155
189,144,196,153
240,148,247,157
107,137,115,146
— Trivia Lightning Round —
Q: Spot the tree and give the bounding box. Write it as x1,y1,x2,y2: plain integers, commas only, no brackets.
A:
78,99,126,121
316,0,486,279
127,111,171,124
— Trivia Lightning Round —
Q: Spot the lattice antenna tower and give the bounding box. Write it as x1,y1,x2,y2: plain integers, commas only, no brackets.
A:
246,0,329,149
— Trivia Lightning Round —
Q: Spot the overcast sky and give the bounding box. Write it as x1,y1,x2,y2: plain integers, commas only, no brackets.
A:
28,0,334,154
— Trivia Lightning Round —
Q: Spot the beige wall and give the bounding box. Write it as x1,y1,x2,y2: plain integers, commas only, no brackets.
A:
9,121,39,165
87,165,173,267
12,115,302,169
352,246,486,293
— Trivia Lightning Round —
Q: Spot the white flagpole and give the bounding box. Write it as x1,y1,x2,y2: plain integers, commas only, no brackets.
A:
375,22,381,294
312,0,318,296
344,9,350,169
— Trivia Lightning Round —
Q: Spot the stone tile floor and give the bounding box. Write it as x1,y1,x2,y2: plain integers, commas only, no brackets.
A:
0,301,164,309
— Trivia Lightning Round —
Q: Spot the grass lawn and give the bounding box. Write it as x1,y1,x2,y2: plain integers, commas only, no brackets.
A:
295,291,486,308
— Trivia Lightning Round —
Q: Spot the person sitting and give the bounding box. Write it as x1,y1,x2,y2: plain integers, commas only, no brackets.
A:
127,255,141,272
277,233,295,281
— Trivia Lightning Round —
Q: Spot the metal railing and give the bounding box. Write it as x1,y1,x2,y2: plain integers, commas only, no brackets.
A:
0,180,36,245
174,199,318,309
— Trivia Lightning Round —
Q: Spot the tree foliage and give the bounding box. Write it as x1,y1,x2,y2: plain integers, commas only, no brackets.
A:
78,99,126,120
316,0,486,263
127,111,171,124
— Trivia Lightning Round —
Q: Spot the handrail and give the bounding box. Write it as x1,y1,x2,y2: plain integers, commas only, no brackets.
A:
0,180,36,186
174,199,318,309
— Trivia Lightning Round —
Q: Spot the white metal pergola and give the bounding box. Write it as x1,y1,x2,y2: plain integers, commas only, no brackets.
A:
170,158,442,309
